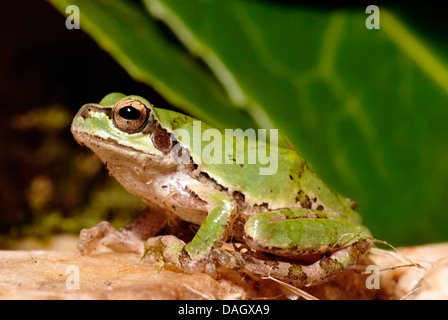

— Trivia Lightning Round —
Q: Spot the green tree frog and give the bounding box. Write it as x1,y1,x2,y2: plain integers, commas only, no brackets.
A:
71,93,372,286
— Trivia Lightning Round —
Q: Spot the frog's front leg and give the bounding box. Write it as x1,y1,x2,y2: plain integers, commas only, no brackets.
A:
221,209,372,286
77,205,167,255
145,192,234,274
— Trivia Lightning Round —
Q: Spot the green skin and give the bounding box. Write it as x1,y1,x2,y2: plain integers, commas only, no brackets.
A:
71,93,372,286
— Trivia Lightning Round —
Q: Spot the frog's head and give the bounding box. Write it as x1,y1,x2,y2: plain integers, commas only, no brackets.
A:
71,93,181,180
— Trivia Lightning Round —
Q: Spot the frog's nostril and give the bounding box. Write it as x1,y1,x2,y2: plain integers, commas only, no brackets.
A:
80,105,92,119
79,105,112,120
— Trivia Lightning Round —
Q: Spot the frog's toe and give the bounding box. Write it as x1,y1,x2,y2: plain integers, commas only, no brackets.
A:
77,221,114,255
77,221,145,255
101,229,145,255
144,235,187,270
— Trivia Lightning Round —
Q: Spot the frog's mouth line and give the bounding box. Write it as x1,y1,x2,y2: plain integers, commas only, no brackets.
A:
71,129,150,158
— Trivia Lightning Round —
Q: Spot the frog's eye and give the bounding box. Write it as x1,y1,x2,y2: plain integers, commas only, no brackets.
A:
113,98,149,133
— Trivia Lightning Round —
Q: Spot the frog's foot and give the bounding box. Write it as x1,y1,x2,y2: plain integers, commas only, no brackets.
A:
77,206,167,255
143,192,235,276
78,221,145,255
144,235,186,270
216,239,372,287
145,235,222,276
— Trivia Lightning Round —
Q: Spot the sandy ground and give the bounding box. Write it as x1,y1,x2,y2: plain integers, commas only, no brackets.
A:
1,235,447,300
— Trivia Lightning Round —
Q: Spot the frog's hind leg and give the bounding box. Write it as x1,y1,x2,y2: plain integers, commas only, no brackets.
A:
226,209,373,286
220,238,371,287
77,205,167,255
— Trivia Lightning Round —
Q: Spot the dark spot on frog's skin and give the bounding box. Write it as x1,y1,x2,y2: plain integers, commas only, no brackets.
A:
185,187,208,205
190,161,198,171
289,174,293,180
179,249,192,267
271,261,280,270
152,126,173,152
227,155,237,163
346,198,358,210
319,256,343,276
320,252,331,259
174,144,189,159
331,243,342,251
199,171,228,192
210,178,228,191
287,266,308,282
255,202,269,210
316,205,324,211
239,250,256,265
162,185,168,189
172,205,176,211
239,164,244,168
256,258,280,271
302,196,312,209
233,191,245,202
296,190,312,209
200,171,211,179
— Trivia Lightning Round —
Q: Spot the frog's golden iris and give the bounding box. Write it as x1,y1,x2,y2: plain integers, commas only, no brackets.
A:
113,98,149,133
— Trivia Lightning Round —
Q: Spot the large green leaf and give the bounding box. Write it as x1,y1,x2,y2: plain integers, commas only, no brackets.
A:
142,1,448,246
49,0,255,129
51,0,448,246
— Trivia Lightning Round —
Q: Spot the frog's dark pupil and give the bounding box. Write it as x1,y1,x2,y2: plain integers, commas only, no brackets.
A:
119,106,141,120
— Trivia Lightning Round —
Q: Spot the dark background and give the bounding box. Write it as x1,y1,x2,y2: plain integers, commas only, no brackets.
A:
1,0,447,246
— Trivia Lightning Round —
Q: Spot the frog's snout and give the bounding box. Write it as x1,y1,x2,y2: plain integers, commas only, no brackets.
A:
79,104,94,120
77,104,112,121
